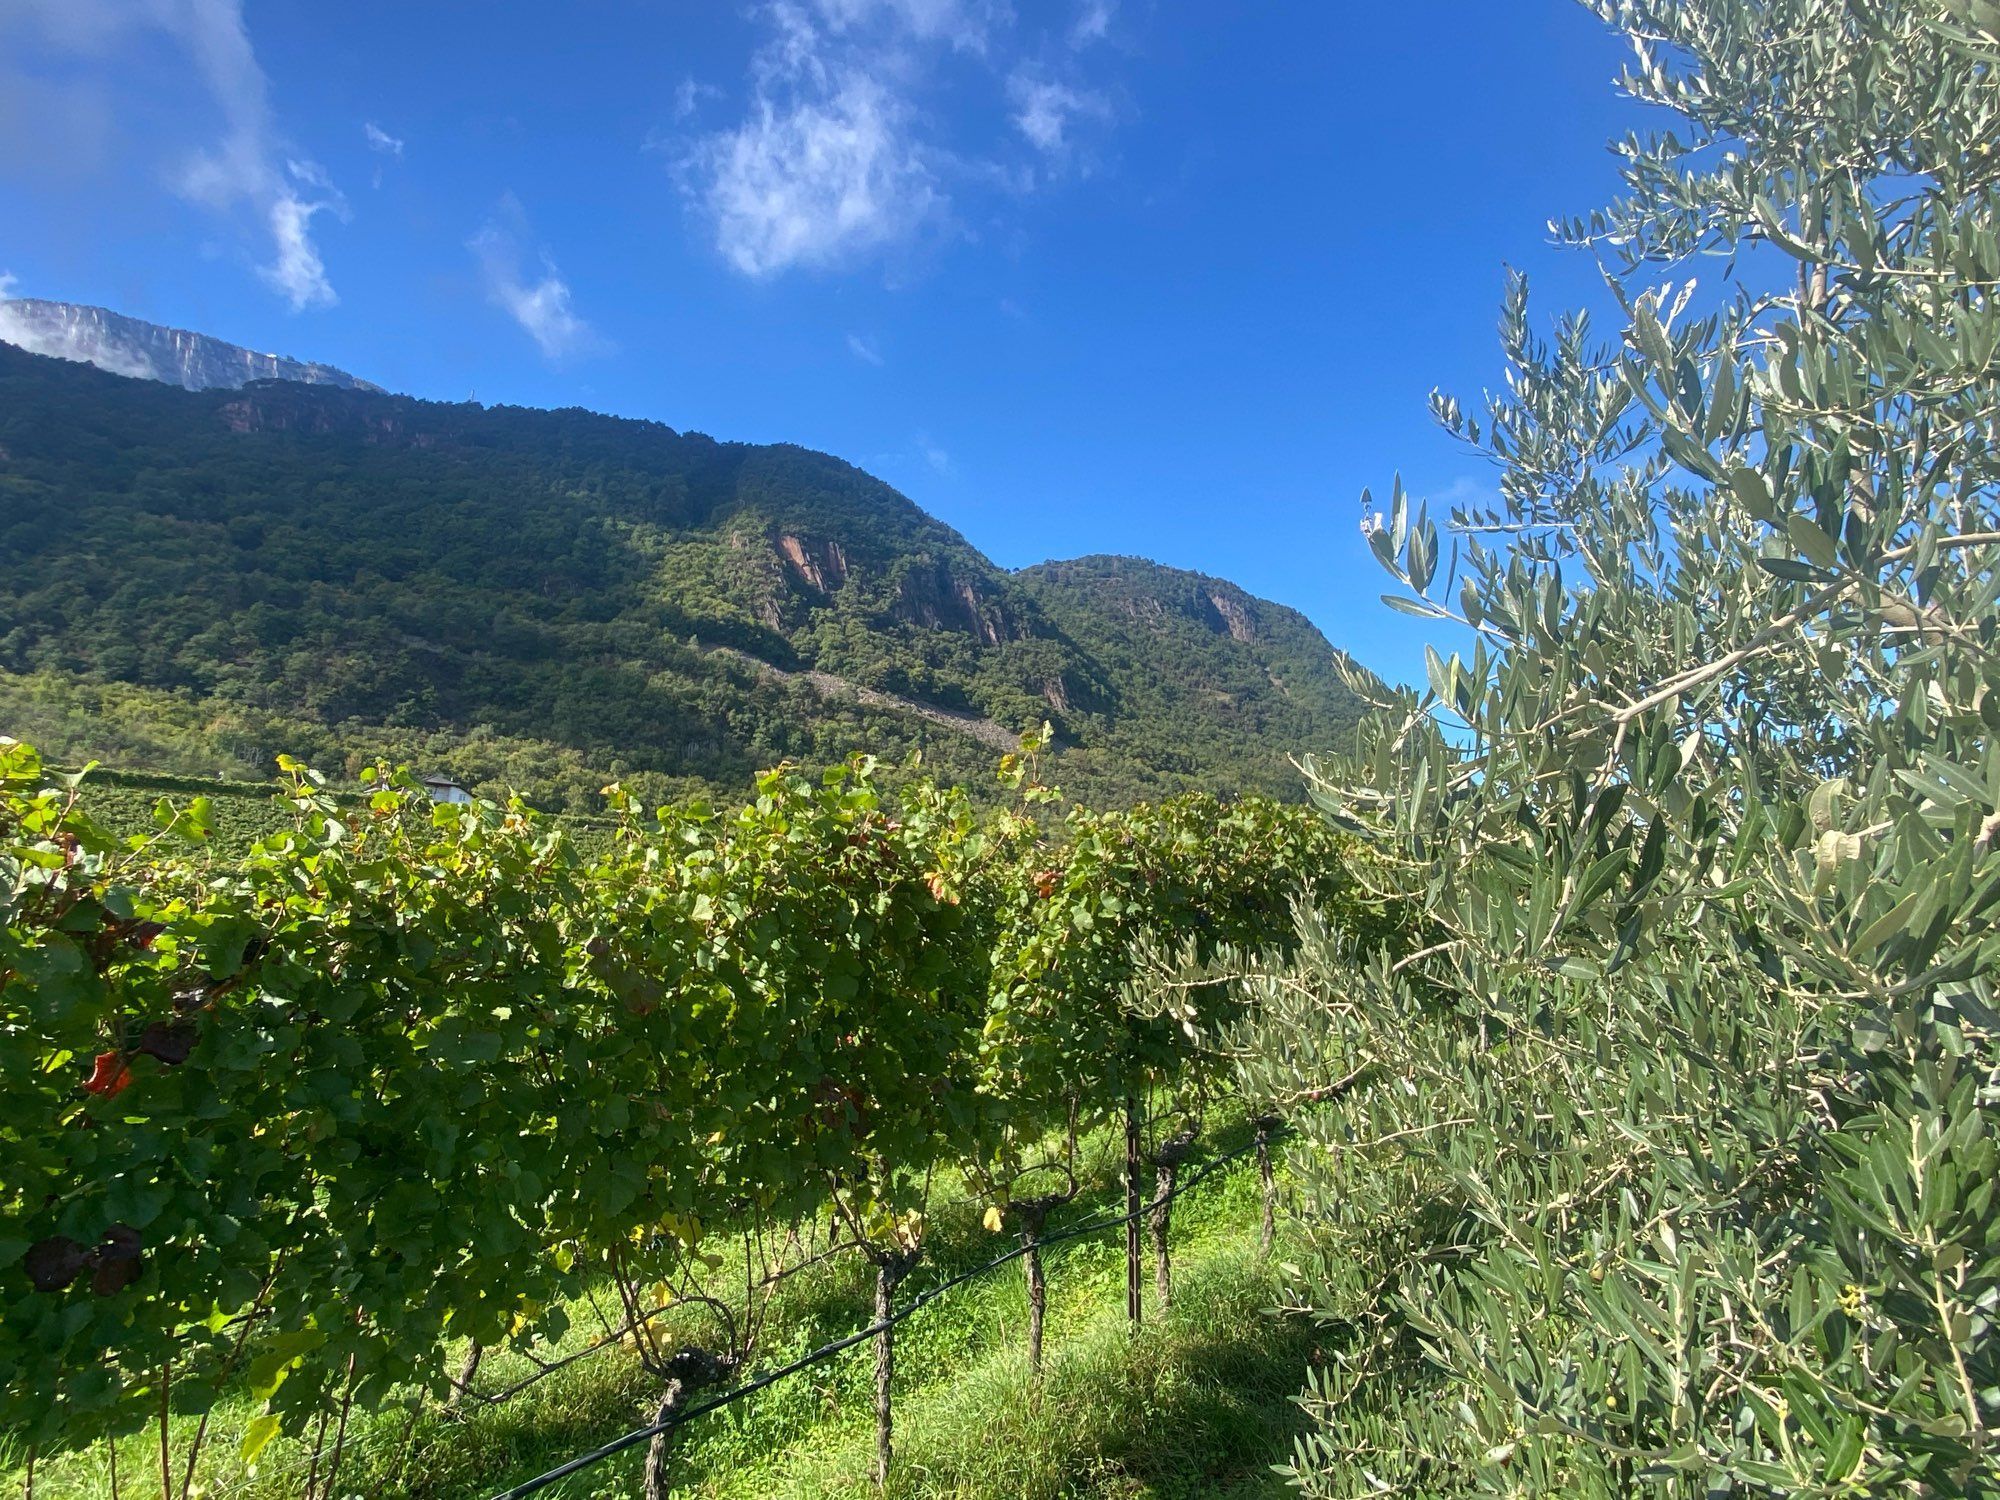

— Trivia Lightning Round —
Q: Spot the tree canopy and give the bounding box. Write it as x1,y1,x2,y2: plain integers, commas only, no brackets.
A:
1232,1,2000,1492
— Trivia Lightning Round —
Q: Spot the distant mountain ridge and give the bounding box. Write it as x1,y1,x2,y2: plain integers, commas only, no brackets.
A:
0,298,380,393
0,335,1370,810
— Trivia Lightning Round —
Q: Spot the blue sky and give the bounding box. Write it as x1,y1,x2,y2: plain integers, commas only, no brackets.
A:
0,1,1642,688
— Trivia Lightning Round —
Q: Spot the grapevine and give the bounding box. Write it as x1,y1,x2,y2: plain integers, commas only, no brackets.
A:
0,733,1364,1490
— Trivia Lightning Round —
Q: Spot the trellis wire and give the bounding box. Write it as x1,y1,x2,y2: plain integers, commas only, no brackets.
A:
488,1128,1277,1500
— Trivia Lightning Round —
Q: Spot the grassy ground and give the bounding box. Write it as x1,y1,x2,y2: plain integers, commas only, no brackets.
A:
3,1125,1314,1499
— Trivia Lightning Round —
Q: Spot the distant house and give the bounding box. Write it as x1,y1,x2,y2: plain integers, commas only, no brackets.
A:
420,774,474,805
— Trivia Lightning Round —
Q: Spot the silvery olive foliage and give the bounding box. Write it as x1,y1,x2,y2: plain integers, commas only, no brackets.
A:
1235,1,2000,1493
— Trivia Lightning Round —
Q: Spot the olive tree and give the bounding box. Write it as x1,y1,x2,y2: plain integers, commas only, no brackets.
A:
1240,2,2000,1493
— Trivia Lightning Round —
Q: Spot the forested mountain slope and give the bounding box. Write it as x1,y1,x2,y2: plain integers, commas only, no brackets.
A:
0,341,1369,808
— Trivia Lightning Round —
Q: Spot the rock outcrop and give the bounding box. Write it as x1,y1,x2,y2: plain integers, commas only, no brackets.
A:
0,298,380,393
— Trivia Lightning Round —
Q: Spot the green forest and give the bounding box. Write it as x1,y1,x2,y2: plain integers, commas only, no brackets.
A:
0,349,1369,814
4,0,2000,1498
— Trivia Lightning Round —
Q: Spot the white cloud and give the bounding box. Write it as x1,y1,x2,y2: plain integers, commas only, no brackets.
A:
809,0,1007,53
672,77,721,121
285,156,336,193
1069,0,1115,48
4,0,341,309
1007,71,1108,159
696,74,939,278
678,0,1127,278
916,432,951,474
172,0,344,308
846,331,884,364
262,189,338,310
469,196,608,362
361,122,402,189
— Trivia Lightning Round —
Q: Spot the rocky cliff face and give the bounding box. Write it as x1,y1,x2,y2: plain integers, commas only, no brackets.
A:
215,387,424,442
892,560,1023,645
775,534,851,593
1202,586,1261,643
0,299,380,393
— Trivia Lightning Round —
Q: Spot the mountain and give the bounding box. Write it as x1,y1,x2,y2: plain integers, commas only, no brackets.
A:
0,338,1371,810
0,299,380,393
1016,554,1368,781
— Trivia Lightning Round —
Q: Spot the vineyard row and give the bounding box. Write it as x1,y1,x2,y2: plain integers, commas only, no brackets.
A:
0,736,1392,1493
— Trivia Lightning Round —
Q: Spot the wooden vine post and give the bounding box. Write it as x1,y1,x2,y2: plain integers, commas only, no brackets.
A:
871,1248,920,1488
874,1264,895,1487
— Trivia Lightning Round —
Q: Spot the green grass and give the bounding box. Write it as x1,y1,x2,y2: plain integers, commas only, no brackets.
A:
4,1122,1314,1500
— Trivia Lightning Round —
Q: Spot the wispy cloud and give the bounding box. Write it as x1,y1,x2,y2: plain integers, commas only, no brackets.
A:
810,0,1006,53
261,170,342,311
285,156,336,193
676,0,1126,279
672,77,722,121
362,121,403,189
167,0,343,309
1006,70,1109,161
469,195,608,362
5,0,342,310
847,331,885,365
916,432,952,474
1070,0,1116,48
